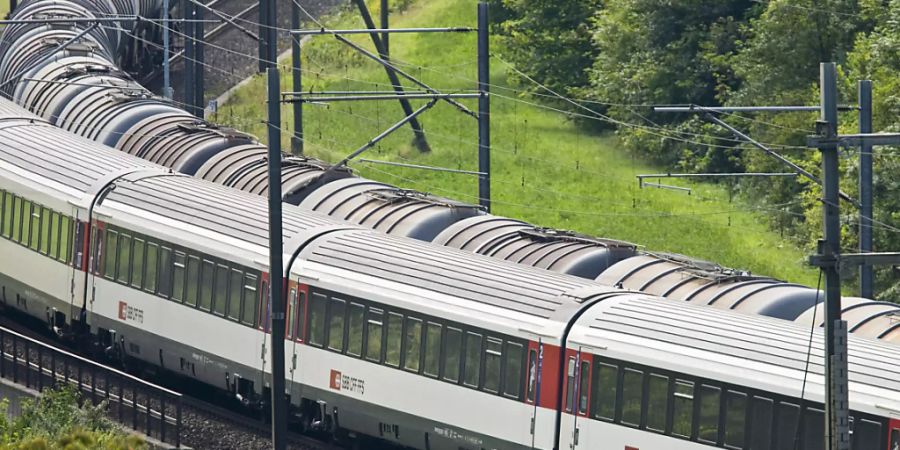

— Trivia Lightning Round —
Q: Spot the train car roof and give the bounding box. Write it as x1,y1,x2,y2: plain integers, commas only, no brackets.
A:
103,176,350,248
0,117,158,193
297,229,619,321
570,296,900,414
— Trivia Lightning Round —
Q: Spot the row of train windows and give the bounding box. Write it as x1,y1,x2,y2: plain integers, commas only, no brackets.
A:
0,191,73,263
96,225,260,327
291,291,526,400
572,358,882,450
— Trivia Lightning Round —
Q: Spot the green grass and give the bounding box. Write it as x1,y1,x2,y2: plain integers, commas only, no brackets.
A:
1,1,9,19
220,0,819,286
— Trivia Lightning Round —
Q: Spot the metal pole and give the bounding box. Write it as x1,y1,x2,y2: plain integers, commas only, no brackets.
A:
266,0,277,66
7,0,15,16
266,67,287,450
477,1,490,211
653,105,858,113
182,0,195,115
290,0,303,154
162,0,172,98
291,27,475,36
286,93,482,102
818,62,849,450
194,4,205,117
258,0,267,72
858,80,874,298
380,0,389,58
351,0,430,152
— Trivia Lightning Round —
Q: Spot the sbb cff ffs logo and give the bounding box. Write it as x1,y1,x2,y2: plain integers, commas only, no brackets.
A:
329,369,365,394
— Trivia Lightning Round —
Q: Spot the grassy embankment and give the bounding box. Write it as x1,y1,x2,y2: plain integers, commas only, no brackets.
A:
219,0,819,286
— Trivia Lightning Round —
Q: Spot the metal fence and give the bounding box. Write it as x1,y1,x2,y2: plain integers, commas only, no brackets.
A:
0,326,182,447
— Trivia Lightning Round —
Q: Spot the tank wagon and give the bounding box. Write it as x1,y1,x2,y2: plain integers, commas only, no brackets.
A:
1,0,897,345
2,97,899,450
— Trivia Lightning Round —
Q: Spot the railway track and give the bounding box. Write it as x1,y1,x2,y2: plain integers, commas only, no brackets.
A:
0,311,338,450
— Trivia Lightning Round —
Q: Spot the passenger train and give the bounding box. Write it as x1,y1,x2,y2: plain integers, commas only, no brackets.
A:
1,98,900,449
3,0,900,345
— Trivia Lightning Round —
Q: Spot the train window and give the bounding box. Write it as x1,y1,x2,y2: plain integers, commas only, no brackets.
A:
61,216,73,264
463,332,482,388
132,238,145,288
171,251,186,302
145,243,159,293
647,373,668,432
158,247,173,298
286,289,297,339
117,234,132,284
565,357,577,413
591,362,617,421
578,360,589,414
39,207,51,255
227,269,242,321
443,327,462,383
621,368,643,427
241,273,258,326
346,302,364,356
198,259,214,311
698,384,721,444
851,418,881,450
775,402,800,450
185,255,200,307
365,308,384,362
91,226,102,274
327,298,346,352
672,379,694,438
19,201,30,245
725,391,747,448
104,230,118,279
1,192,11,238
526,348,538,402
505,342,524,399
48,212,59,258
801,408,824,450
29,204,40,251
295,291,307,340
213,264,228,316
11,196,22,242
423,322,441,378
403,317,423,372
483,338,502,393
750,396,773,450
308,293,327,346
385,312,403,367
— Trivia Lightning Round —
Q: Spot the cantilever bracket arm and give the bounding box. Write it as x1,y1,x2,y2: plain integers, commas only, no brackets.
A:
321,98,439,177
699,110,859,207
810,252,900,278
334,34,478,119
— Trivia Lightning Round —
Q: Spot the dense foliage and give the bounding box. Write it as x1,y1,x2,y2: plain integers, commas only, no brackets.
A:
493,0,900,300
0,387,144,449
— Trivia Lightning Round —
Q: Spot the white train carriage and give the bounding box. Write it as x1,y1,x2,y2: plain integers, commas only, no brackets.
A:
560,296,900,450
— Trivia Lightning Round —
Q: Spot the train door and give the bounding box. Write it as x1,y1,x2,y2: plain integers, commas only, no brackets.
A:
525,340,542,448
889,419,900,450
567,349,591,449
68,211,85,324
257,275,270,384
85,220,105,324
287,283,307,386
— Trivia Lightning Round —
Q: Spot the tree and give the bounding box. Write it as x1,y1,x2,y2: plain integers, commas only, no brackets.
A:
587,0,757,168
492,0,602,96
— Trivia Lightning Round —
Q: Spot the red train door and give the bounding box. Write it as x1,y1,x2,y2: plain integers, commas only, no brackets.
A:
889,418,900,450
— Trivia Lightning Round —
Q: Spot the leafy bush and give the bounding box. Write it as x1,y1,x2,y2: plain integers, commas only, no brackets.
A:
0,386,145,450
